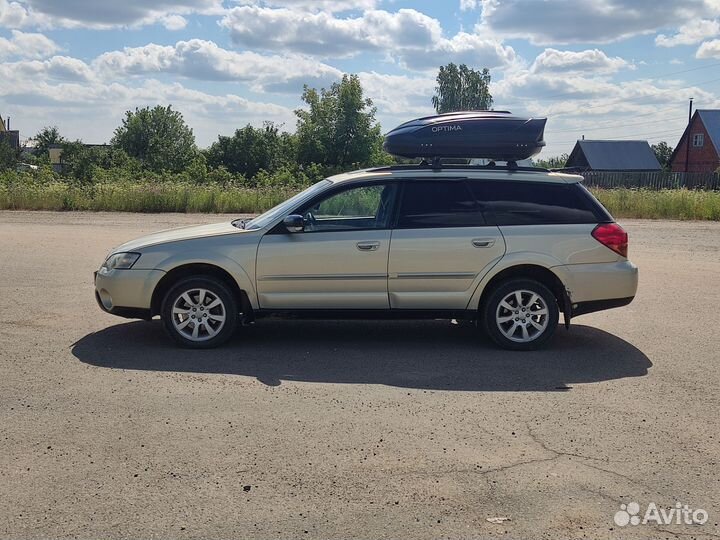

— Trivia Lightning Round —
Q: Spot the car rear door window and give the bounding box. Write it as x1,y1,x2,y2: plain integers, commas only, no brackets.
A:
469,180,600,225
397,181,485,229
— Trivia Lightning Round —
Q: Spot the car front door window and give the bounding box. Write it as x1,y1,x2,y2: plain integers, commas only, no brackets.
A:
301,184,395,232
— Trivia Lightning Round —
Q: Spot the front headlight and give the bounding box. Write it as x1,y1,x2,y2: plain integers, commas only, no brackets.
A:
99,252,141,274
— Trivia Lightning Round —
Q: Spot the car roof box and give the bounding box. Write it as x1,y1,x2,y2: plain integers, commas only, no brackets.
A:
383,111,547,161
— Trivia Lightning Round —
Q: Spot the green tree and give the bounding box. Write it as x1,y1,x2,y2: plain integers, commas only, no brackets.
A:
432,63,493,113
206,122,295,178
533,153,569,169
58,141,114,182
31,126,65,157
295,74,383,168
58,141,92,180
185,153,209,184
111,105,196,173
651,141,673,171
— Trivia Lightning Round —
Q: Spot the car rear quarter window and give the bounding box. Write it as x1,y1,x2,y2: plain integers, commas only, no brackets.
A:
469,180,602,226
397,181,485,229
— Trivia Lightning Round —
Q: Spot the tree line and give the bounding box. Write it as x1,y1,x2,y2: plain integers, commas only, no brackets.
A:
1,65,683,181
0,63,511,182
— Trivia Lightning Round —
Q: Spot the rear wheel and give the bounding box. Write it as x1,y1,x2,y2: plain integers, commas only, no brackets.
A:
161,276,238,349
482,279,559,350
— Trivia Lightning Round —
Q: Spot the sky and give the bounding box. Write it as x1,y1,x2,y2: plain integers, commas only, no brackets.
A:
1,0,720,157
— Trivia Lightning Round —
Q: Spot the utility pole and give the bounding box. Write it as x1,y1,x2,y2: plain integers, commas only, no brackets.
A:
685,98,693,174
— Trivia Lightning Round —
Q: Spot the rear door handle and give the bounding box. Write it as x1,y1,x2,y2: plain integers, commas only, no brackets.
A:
356,241,380,251
472,238,495,248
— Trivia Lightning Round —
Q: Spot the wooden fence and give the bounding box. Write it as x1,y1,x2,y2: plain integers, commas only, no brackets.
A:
581,171,720,190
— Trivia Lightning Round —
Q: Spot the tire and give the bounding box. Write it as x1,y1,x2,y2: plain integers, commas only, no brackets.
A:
161,276,238,349
482,278,559,351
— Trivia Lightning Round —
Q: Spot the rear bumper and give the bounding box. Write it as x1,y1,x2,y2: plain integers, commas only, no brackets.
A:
94,268,164,319
555,260,638,306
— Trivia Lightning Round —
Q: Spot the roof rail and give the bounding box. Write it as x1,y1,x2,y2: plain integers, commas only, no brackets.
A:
369,162,550,173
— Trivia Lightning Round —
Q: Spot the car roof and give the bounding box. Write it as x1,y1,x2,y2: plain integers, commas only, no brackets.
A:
327,166,583,185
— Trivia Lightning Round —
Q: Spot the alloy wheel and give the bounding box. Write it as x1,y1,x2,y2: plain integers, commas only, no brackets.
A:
495,289,550,343
171,288,226,342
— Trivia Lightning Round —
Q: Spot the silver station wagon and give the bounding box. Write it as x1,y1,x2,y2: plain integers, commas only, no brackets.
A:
94,164,638,350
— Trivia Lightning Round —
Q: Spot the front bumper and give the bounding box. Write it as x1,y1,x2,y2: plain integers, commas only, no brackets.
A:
94,268,165,320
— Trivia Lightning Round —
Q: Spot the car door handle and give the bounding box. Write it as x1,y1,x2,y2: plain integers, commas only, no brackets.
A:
472,238,495,248
356,241,380,251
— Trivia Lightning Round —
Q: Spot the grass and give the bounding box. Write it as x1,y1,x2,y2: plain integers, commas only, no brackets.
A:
0,180,296,214
592,188,720,221
1,177,720,220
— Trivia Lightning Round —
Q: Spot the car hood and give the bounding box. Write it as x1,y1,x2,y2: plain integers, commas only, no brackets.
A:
113,221,245,253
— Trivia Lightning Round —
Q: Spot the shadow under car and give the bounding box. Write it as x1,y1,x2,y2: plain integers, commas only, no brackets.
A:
72,319,652,391
72,319,651,391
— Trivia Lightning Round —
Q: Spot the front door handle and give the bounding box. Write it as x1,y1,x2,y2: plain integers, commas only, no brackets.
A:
472,238,496,248
356,241,380,251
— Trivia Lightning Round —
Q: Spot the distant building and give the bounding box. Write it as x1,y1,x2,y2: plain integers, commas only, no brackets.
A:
48,144,64,172
0,114,20,150
669,110,720,173
565,140,661,172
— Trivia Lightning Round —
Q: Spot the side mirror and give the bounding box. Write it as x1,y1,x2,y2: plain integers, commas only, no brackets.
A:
283,214,305,233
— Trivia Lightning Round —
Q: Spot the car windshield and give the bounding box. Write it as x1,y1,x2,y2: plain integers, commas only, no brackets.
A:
234,179,331,230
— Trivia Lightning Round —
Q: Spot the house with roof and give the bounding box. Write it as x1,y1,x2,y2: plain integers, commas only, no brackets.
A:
669,110,720,173
565,140,661,171
0,114,20,150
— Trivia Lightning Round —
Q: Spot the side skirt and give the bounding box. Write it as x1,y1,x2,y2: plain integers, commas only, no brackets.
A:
253,309,477,321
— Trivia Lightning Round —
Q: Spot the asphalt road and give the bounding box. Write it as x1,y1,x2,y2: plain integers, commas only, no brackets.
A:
1,211,719,539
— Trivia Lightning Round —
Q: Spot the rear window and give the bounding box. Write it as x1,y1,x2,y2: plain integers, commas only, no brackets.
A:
468,180,602,226
397,181,485,229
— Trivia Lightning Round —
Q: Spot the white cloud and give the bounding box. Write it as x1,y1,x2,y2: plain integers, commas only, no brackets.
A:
0,55,94,82
220,6,516,70
220,7,439,56
358,71,435,116
656,19,720,47
93,39,343,93
531,48,632,74
0,66,294,145
491,69,720,154
161,14,188,31
0,0,222,29
0,0,39,27
479,0,720,45
403,31,516,70
696,38,720,57
460,0,478,10
0,29,59,59
496,71,719,122
233,0,379,11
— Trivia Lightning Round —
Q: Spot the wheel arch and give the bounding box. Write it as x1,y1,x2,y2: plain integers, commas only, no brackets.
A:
475,263,570,317
151,263,254,318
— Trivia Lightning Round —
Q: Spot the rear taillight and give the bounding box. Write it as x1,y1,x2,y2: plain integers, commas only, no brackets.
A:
592,223,628,258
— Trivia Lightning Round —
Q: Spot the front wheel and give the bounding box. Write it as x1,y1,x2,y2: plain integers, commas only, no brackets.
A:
482,279,559,350
161,276,238,349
